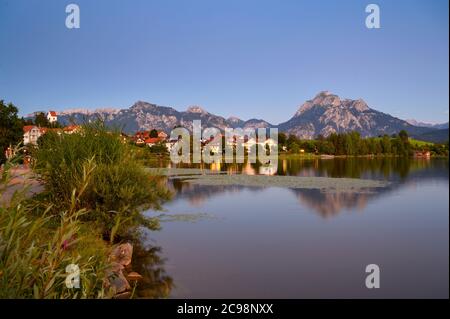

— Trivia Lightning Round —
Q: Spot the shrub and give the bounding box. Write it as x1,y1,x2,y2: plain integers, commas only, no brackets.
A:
0,160,112,298
32,122,171,236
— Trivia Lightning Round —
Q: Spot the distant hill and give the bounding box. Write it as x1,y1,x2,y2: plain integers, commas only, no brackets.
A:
406,119,449,130
413,128,449,143
278,91,432,138
49,91,440,139
57,101,272,134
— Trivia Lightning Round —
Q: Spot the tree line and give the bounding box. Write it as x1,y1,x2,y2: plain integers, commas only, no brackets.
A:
278,130,448,157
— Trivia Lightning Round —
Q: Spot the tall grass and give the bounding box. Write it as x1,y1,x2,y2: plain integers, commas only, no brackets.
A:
1,124,171,298
0,158,112,298
32,122,171,236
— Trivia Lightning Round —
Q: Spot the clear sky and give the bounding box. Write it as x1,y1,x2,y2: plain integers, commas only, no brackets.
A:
0,0,448,124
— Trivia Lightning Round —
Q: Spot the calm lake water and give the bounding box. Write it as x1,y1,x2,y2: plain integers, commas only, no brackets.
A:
141,158,449,298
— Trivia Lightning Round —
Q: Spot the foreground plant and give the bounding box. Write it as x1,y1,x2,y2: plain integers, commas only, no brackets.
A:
32,121,171,237
0,159,112,298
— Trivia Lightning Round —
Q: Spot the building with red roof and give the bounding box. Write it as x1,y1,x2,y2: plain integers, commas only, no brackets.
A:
47,111,58,123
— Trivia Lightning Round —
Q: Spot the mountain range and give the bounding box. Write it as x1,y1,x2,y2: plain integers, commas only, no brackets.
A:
405,119,449,130
54,91,448,142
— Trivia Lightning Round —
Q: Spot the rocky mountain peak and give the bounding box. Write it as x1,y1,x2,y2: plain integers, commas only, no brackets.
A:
311,91,341,107
186,105,208,114
130,101,157,111
342,98,369,112
295,91,341,116
227,116,242,122
54,93,437,140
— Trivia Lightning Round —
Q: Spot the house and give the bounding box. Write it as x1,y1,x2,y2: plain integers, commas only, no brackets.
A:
47,111,58,123
414,151,431,158
134,131,150,140
23,125,67,145
157,131,168,140
135,137,146,146
23,125,45,145
144,137,162,147
63,125,80,134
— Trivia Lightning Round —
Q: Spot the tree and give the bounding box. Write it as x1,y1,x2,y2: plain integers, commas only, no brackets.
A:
287,134,299,148
34,112,50,127
318,141,335,154
277,132,287,149
290,142,300,154
148,142,168,154
381,135,391,154
398,130,409,143
149,129,158,138
0,101,24,163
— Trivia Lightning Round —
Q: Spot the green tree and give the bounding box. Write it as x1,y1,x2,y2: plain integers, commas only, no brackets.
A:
278,132,287,149
290,142,300,154
0,101,24,163
398,130,409,143
318,140,335,154
287,134,300,148
149,129,158,138
34,112,50,127
381,135,391,154
149,142,168,154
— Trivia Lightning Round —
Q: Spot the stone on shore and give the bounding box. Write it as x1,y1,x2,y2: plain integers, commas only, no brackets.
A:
111,243,133,267
106,265,131,294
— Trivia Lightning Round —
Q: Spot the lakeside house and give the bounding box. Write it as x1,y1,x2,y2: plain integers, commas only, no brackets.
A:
414,150,431,158
133,130,169,147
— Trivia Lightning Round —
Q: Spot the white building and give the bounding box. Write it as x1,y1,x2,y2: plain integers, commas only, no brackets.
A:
23,125,44,145
47,111,58,124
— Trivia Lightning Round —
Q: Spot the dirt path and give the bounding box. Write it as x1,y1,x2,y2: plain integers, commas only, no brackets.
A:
0,165,44,206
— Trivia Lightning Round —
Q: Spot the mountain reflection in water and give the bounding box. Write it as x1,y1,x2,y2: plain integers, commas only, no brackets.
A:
165,157,448,217
141,157,448,298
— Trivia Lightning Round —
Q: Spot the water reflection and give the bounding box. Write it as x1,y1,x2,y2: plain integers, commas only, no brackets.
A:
165,157,448,180
144,158,449,298
163,158,448,217
131,236,174,298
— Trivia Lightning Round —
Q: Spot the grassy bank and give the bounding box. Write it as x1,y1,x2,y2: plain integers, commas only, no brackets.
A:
0,123,171,298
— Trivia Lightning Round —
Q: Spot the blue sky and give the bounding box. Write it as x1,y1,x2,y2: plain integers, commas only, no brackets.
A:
0,0,448,124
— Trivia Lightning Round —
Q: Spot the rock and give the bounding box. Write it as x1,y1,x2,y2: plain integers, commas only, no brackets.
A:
107,270,131,294
112,243,133,267
104,262,130,294
107,261,124,273
114,291,132,299
126,271,143,282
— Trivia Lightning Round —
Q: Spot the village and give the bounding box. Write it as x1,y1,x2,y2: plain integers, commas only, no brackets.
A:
5,111,279,162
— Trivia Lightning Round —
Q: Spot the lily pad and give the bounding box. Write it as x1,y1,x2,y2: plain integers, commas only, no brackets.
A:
179,174,388,193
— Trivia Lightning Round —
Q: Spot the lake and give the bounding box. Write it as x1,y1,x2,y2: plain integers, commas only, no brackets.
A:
140,157,449,298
